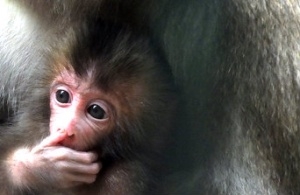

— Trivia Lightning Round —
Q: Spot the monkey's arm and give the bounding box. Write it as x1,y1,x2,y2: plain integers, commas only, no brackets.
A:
4,131,101,192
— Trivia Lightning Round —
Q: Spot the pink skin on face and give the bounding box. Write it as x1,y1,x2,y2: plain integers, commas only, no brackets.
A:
49,70,113,151
7,70,109,190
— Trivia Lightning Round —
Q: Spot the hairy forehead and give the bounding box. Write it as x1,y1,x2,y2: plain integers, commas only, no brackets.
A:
52,68,98,91
55,69,80,88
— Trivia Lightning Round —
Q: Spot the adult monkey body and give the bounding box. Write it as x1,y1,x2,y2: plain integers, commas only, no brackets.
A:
215,1,300,194
0,1,175,194
1,0,300,195
146,0,300,194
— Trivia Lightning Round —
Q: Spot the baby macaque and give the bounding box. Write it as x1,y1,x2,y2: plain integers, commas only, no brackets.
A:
0,19,175,195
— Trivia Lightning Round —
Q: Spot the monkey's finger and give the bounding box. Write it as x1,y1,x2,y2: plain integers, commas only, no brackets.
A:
54,174,83,189
67,150,98,163
76,162,101,175
39,131,67,148
59,164,100,185
63,161,101,175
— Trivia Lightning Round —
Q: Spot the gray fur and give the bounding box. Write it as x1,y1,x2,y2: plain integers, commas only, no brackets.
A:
2,0,300,194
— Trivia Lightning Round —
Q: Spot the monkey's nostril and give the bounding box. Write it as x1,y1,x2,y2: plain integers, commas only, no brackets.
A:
68,134,75,139
66,130,75,138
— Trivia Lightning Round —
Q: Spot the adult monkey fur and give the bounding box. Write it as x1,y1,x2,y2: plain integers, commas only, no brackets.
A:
145,0,300,194
0,1,175,195
1,0,300,195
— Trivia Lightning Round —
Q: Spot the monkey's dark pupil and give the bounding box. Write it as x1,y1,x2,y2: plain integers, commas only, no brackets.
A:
88,104,105,119
56,90,70,103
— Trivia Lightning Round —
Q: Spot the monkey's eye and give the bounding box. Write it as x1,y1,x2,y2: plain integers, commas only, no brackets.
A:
87,104,106,119
56,90,71,103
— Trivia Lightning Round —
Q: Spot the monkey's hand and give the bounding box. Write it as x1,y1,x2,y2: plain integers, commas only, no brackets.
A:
7,131,101,190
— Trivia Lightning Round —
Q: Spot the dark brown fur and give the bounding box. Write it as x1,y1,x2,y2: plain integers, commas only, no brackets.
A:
3,0,300,194
0,15,175,195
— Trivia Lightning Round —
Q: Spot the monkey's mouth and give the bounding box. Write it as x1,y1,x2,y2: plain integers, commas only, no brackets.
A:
58,138,88,151
58,137,76,150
